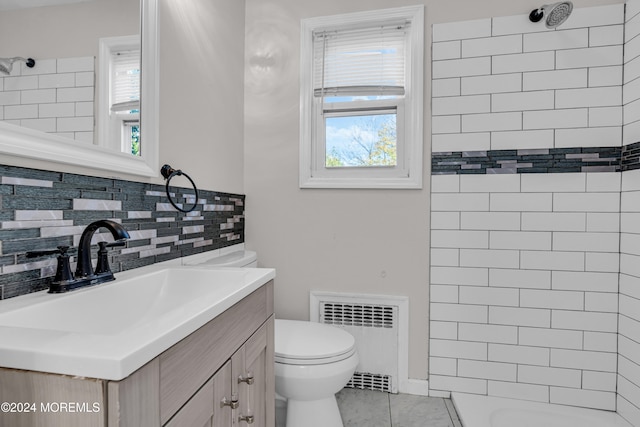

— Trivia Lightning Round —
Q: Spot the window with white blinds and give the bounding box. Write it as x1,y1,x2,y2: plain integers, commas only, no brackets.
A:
312,23,409,98
300,6,424,189
111,50,140,113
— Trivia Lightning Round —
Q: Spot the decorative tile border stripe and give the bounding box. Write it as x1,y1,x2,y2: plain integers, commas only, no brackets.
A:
622,141,640,171
0,164,244,299
430,144,640,175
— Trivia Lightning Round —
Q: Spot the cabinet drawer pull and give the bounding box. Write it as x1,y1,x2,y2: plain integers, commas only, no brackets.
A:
238,372,254,385
220,393,239,409
239,414,255,424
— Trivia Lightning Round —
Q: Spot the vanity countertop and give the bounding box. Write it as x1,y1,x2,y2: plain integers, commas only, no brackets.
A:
0,264,275,380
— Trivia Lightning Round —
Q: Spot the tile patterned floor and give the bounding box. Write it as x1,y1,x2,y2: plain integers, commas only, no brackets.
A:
276,388,463,427
336,389,462,427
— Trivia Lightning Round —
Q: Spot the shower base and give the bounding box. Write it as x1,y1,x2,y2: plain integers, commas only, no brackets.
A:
452,393,632,427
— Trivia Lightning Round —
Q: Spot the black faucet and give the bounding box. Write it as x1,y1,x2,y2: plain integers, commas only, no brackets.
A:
27,220,130,293
75,220,130,279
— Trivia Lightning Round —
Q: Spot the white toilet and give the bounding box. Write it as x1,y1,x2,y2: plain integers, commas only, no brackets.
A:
275,319,358,427
190,249,359,427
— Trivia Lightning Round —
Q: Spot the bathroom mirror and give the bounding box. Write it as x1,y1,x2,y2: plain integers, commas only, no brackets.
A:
0,0,158,177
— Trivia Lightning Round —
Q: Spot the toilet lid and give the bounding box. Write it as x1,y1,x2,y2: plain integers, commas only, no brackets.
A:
275,319,356,364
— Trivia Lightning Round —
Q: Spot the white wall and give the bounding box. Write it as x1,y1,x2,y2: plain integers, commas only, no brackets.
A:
619,0,640,424
0,0,139,59
429,3,624,411
431,173,621,408
158,0,245,194
432,8,623,152
244,0,431,382
619,174,640,425
243,0,623,384
0,0,246,194
0,0,629,390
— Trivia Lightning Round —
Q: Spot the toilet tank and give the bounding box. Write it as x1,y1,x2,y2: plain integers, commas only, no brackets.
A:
186,250,257,268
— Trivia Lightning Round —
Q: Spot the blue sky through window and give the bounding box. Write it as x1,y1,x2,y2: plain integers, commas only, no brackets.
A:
325,112,397,167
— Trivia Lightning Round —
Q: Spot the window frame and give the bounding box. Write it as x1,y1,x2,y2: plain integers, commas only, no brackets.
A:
121,119,140,156
97,35,141,154
300,6,424,189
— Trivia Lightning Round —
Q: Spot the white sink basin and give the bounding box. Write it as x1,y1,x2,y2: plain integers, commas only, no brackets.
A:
0,265,275,380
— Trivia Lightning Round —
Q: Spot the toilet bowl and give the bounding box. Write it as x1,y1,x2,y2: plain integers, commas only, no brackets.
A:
189,250,359,427
275,319,359,427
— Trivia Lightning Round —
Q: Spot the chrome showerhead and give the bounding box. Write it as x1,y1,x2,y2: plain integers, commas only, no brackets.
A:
529,2,574,29
0,57,35,75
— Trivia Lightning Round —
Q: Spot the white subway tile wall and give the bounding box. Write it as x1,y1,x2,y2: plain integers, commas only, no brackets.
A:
0,56,95,142
619,1,640,425
429,3,636,416
430,173,620,409
432,5,624,152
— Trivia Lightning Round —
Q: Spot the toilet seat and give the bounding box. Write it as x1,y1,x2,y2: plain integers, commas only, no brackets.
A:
275,319,356,365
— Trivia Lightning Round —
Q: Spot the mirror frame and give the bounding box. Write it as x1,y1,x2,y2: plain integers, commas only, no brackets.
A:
0,0,159,177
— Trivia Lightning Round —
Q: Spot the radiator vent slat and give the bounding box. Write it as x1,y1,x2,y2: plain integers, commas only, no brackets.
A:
346,372,392,393
321,303,395,328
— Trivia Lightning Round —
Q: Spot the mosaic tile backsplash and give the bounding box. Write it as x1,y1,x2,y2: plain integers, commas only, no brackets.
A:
0,164,245,299
432,141,640,175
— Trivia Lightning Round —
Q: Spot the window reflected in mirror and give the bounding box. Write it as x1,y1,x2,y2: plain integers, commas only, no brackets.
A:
99,35,141,156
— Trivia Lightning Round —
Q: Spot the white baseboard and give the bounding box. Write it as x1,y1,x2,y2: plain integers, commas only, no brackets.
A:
399,378,429,396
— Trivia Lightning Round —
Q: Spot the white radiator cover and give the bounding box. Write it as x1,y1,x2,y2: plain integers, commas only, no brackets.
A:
310,292,409,394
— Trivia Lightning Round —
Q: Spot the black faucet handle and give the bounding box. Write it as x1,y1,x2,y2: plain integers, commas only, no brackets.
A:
97,240,126,254
26,246,74,285
95,241,125,275
106,240,127,248
54,247,74,283
26,245,70,258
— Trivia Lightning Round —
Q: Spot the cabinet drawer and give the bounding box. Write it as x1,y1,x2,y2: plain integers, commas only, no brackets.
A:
164,377,213,427
159,281,273,424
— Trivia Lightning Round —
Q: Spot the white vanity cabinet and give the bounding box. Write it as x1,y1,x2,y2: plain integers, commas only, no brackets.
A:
0,281,275,427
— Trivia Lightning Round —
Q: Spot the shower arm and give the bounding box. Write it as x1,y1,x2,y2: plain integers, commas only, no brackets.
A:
0,57,36,75
529,8,545,23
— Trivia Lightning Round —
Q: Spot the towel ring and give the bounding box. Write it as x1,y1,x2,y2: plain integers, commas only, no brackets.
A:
160,164,199,213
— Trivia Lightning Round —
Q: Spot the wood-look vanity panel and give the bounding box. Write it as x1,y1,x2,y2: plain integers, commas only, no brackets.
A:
0,368,105,427
159,281,273,424
107,359,160,427
265,316,275,426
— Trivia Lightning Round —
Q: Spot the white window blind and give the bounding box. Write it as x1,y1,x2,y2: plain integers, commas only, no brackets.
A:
312,22,409,98
111,50,140,112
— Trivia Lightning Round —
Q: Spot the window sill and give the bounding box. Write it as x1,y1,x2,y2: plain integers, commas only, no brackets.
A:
299,174,423,189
